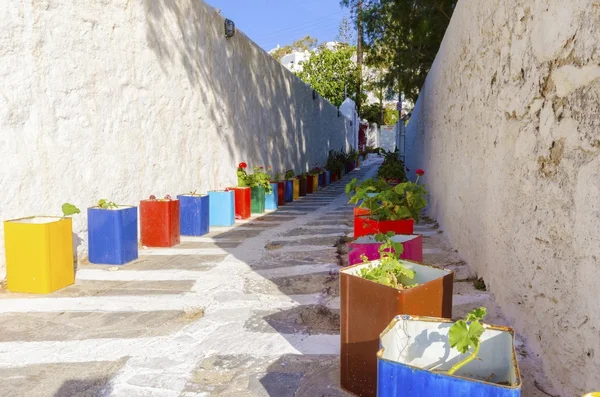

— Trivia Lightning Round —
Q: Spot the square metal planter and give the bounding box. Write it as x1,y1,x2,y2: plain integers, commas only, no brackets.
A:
177,194,209,236
88,206,138,265
140,199,180,247
265,183,279,210
251,186,266,213
348,234,423,266
285,180,294,202
227,187,251,220
208,190,235,227
354,216,415,239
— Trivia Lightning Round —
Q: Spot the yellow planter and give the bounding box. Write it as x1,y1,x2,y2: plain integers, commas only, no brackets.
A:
292,178,300,200
312,175,319,192
4,216,75,294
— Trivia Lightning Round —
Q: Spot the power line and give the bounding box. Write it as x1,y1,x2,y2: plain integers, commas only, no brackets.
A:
259,21,342,49
251,10,345,41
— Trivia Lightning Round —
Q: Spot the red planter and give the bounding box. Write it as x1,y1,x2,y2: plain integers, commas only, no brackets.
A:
140,199,180,247
331,172,338,182
226,187,251,220
353,216,414,239
353,207,371,217
306,175,314,194
276,181,285,206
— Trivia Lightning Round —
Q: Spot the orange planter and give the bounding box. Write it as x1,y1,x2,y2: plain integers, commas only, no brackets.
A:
353,207,371,217
353,216,414,239
227,187,251,220
140,199,180,247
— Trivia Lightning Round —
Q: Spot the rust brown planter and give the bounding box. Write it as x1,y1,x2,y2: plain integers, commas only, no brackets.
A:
298,177,307,196
340,260,453,397
306,175,314,194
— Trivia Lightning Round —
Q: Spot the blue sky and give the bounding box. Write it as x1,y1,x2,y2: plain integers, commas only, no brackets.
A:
205,0,352,51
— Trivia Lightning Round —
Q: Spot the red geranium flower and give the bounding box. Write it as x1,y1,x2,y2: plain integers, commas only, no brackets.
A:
238,162,247,169
416,169,425,176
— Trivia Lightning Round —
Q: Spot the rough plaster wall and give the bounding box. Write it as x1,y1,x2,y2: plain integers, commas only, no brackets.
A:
405,1,600,394
0,0,351,274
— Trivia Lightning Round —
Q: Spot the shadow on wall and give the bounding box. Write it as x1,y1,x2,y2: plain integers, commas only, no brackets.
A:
143,0,350,173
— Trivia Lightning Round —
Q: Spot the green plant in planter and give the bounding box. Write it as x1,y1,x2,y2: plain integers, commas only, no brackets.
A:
358,232,417,289
61,203,81,217
237,162,249,187
377,149,407,181
274,171,284,181
348,147,359,161
249,166,273,193
97,199,118,209
285,170,295,180
348,171,427,222
345,177,391,198
325,149,345,172
447,307,488,375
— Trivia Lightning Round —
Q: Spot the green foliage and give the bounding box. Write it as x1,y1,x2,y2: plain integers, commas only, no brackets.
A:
238,166,273,193
296,46,366,107
271,36,319,61
285,170,295,180
447,307,488,375
361,104,399,125
274,171,284,181
376,149,407,181
358,232,416,289
61,203,80,217
348,178,428,222
97,199,118,209
336,16,355,45
342,0,455,102
325,149,347,172
345,177,391,197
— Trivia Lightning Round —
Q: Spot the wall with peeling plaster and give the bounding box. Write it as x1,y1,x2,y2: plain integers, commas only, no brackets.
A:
0,0,352,275
405,0,600,395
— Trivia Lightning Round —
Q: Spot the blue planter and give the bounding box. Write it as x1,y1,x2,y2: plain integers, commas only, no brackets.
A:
318,173,323,187
377,315,521,397
325,170,331,185
265,183,279,210
177,194,209,236
285,180,294,202
88,206,138,265
208,190,235,227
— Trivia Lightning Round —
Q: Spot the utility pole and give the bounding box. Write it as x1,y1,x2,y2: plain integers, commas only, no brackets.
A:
355,0,363,114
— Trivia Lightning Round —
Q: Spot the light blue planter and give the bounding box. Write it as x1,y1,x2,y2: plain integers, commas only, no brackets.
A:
265,183,279,210
208,190,235,227
177,194,209,236
377,315,521,397
325,170,331,185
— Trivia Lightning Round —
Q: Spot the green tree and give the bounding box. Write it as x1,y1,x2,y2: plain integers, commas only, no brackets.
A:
270,36,319,61
342,0,454,102
361,104,398,125
296,46,365,107
336,16,355,45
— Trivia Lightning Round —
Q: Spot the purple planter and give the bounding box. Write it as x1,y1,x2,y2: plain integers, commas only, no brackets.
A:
348,234,423,266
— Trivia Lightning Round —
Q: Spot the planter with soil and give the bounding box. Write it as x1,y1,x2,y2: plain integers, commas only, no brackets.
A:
277,181,286,206
285,180,294,202
88,204,138,264
306,175,315,194
340,258,453,397
293,178,300,200
265,183,279,210
348,234,423,265
298,176,308,197
140,197,180,247
177,194,210,236
4,215,75,293
226,187,251,220
377,314,521,397
250,186,266,214
208,190,235,227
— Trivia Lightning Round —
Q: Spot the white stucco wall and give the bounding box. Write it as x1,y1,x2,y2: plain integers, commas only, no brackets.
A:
405,1,600,395
0,0,352,274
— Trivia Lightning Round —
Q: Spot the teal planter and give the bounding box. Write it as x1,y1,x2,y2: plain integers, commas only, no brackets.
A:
265,183,278,210
251,186,266,213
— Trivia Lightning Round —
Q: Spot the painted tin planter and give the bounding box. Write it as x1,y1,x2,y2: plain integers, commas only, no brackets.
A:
88,206,138,265
320,172,327,187
340,260,453,397
227,187,251,220
140,199,180,247
177,194,210,236
299,177,307,196
208,190,235,227
326,170,332,185
251,186,266,213
265,183,279,210
377,315,522,397
312,174,319,192
292,178,300,200
331,171,338,183
277,181,286,206
285,180,294,202
348,234,423,266
354,216,415,239
4,216,75,294
306,175,315,194
354,207,371,217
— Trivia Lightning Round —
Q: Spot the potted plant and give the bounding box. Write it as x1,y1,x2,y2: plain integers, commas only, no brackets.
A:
377,149,407,184
325,149,343,183
348,232,423,265
377,308,522,397
177,191,210,236
88,199,138,265
297,173,308,197
230,162,252,219
4,203,80,293
273,170,286,206
348,147,359,171
346,177,391,217
238,164,272,214
208,189,235,226
265,168,279,211
309,164,322,192
285,170,296,202
350,170,427,238
340,234,453,397
140,195,180,247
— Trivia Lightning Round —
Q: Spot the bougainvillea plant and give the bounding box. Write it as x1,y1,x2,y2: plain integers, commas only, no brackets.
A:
447,307,488,375
358,232,417,290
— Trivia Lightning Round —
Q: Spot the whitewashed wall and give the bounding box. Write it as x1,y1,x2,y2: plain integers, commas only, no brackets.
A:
0,0,352,274
405,0,600,395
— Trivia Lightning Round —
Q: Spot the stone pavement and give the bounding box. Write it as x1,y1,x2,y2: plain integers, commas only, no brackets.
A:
0,158,556,397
